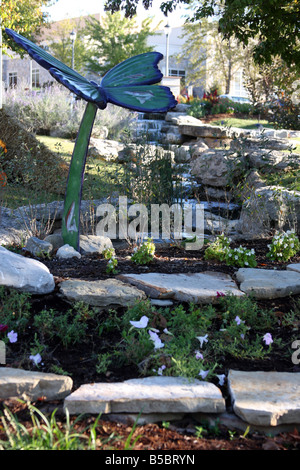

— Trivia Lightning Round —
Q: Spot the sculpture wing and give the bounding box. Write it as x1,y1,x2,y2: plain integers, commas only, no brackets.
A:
101,52,177,112
5,28,106,108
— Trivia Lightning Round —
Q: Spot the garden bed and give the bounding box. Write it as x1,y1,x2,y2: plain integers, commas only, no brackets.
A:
1,236,300,450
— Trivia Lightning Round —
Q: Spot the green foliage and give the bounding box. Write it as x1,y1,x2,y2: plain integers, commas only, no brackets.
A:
267,95,300,131
105,0,300,70
102,248,119,274
2,0,49,54
83,12,157,75
0,286,32,333
0,402,107,450
204,235,257,268
131,238,155,265
266,230,300,262
224,246,257,268
204,234,231,262
33,302,96,348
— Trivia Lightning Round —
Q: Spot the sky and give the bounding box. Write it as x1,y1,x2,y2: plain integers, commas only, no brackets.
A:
42,0,188,27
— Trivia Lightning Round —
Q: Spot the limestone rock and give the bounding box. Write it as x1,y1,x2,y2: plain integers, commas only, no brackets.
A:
56,244,81,259
44,233,64,251
64,376,226,415
79,234,113,254
287,263,300,273
117,272,244,304
0,246,55,294
236,267,300,299
59,278,146,307
0,367,73,401
236,186,300,237
228,370,300,427
87,138,124,161
190,149,243,187
25,236,53,257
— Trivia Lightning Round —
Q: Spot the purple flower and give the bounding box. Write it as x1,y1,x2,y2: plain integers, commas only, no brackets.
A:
263,333,273,346
195,350,204,360
7,330,18,343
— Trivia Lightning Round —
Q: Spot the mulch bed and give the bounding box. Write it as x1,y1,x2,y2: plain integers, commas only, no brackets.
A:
2,237,300,450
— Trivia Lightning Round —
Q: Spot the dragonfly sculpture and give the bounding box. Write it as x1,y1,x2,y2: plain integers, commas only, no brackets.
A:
5,28,177,251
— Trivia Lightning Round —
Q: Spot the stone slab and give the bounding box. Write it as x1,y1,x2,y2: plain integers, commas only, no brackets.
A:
287,263,300,274
236,268,300,299
64,376,226,415
0,246,55,294
228,370,300,427
0,367,73,401
117,272,244,304
59,278,146,307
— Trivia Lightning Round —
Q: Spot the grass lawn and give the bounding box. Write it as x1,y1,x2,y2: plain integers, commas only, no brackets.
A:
210,117,274,130
2,135,122,209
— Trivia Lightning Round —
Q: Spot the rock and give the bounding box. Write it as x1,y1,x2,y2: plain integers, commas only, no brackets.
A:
79,234,113,254
64,376,226,415
25,236,53,257
236,267,300,299
179,122,244,140
87,138,124,161
287,263,300,273
0,367,73,401
59,278,146,307
0,246,55,294
56,244,81,259
190,149,243,187
230,136,294,153
228,370,300,427
44,233,64,251
117,272,244,304
236,186,300,237
248,150,299,171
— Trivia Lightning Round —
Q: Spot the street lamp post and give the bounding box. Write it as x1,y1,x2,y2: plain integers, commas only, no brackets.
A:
70,30,76,70
164,22,171,77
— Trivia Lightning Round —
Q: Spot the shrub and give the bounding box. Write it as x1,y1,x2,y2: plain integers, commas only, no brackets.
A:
4,82,137,140
267,94,300,130
267,230,300,261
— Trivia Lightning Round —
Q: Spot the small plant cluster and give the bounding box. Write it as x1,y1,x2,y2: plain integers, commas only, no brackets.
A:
204,234,257,268
102,247,118,274
267,230,300,262
131,238,155,265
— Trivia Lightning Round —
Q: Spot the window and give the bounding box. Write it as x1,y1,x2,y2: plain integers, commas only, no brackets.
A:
8,72,17,87
32,68,40,88
169,69,186,80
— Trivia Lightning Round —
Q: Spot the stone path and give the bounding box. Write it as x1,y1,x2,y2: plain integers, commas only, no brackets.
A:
2,241,300,435
2,368,300,435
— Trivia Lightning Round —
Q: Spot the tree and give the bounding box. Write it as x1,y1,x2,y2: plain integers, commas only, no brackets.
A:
104,0,300,70
2,0,51,54
176,19,248,94
83,12,158,76
46,18,87,73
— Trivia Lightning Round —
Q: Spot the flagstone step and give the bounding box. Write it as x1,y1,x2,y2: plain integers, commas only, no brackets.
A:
236,268,300,299
63,376,226,416
228,370,300,427
117,272,244,304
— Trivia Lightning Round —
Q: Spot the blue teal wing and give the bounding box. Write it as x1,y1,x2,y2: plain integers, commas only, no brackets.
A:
5,28,106,108
101,52,164,87
103,85,177,113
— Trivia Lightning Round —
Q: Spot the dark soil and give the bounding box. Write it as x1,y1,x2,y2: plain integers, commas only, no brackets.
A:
1,237,300,451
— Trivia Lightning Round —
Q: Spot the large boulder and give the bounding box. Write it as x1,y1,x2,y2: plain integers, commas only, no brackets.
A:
0,246,55,294
190,149,243,187
236,185,300,237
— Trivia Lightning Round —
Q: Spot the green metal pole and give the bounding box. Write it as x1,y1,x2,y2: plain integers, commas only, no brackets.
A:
62,101,98,251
